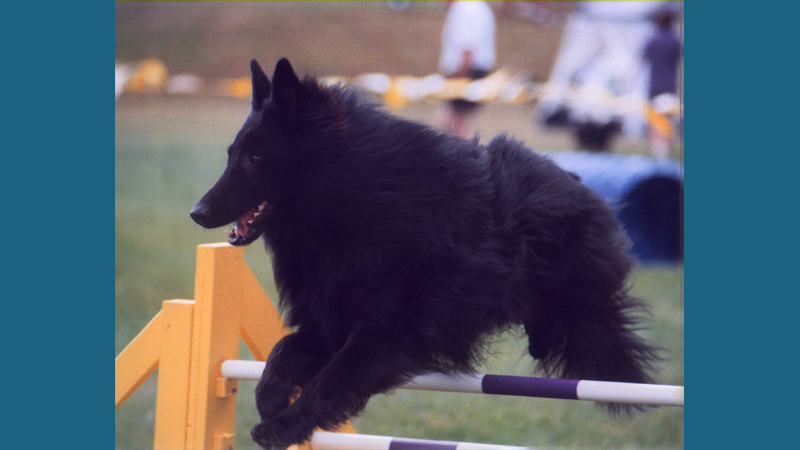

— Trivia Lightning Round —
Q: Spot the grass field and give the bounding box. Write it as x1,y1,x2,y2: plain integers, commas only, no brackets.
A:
116,3,683,449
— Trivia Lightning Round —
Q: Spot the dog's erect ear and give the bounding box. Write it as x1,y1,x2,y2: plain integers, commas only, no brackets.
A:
250,59,271,110
271,58,305,114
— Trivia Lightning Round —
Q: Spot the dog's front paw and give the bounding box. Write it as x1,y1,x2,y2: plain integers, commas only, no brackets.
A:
255,381,298,421
250,416,313,450
251,422,288,450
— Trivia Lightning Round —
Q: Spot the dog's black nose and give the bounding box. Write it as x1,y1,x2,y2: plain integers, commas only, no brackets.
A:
190,203,211,227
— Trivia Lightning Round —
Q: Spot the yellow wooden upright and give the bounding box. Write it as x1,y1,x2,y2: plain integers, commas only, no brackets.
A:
154,300,195,449
184,244,244,449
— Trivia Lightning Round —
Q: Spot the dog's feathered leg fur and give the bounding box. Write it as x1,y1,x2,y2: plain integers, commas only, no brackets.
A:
251,326,423,449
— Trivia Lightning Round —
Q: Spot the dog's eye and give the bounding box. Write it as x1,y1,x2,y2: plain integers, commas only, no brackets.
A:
249,154,262,165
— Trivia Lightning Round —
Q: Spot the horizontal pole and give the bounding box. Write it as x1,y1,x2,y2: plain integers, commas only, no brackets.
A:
221,360,683,407
310,431,535,450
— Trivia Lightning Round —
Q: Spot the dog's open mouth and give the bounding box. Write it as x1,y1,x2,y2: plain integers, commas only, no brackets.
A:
227,201,269,246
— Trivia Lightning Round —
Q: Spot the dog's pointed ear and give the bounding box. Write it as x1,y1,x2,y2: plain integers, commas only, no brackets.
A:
250,59,271,110
271,58,304,114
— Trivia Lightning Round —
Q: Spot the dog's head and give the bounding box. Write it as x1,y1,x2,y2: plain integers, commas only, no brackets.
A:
190,58,316,246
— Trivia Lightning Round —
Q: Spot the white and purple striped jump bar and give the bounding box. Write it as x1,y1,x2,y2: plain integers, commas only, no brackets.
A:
221,360,683,407
310,431,536,450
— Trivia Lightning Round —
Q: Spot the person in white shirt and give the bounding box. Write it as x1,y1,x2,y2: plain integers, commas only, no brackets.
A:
437,0,496,139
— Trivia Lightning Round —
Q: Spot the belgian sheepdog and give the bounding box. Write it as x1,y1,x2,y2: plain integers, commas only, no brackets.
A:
191,59,661,449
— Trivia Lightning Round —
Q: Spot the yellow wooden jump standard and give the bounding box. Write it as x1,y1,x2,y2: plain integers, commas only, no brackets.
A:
115,243,356,450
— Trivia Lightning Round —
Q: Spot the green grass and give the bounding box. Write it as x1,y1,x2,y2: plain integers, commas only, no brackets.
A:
115,95,682,450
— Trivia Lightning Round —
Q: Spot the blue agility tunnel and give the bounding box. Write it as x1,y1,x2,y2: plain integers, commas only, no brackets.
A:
547,152,683,264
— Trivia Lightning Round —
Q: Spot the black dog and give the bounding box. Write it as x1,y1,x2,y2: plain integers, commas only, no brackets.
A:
191,59,661,449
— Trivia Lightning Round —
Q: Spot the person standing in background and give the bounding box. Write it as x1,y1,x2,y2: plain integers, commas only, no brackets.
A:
437,0,496,140
643,7,682,158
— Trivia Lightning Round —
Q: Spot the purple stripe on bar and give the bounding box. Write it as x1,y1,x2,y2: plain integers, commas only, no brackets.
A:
481,375,579,400
388,438,459,450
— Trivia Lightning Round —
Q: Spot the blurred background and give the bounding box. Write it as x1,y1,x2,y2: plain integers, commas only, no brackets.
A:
115,2,683,449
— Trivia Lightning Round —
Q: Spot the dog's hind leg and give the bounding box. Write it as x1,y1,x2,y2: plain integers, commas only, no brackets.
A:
251,325,422,450
522,302,565,366
254,328,332,422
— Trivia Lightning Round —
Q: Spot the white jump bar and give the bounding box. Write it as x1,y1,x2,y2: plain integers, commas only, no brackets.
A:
221,360,683,407
309,431,537,450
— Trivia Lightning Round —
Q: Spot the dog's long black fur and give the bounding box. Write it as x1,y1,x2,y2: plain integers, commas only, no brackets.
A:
191,59,662,450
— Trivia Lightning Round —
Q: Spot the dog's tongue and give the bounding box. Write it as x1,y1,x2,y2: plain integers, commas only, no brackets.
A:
234,205,260,237
234,220,248,237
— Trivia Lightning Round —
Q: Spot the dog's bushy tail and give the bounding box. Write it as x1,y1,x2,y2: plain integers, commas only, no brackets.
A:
532,287,663,415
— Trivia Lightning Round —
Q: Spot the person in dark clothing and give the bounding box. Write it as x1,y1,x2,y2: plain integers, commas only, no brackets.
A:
644,10,681,99
643,9,682,158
